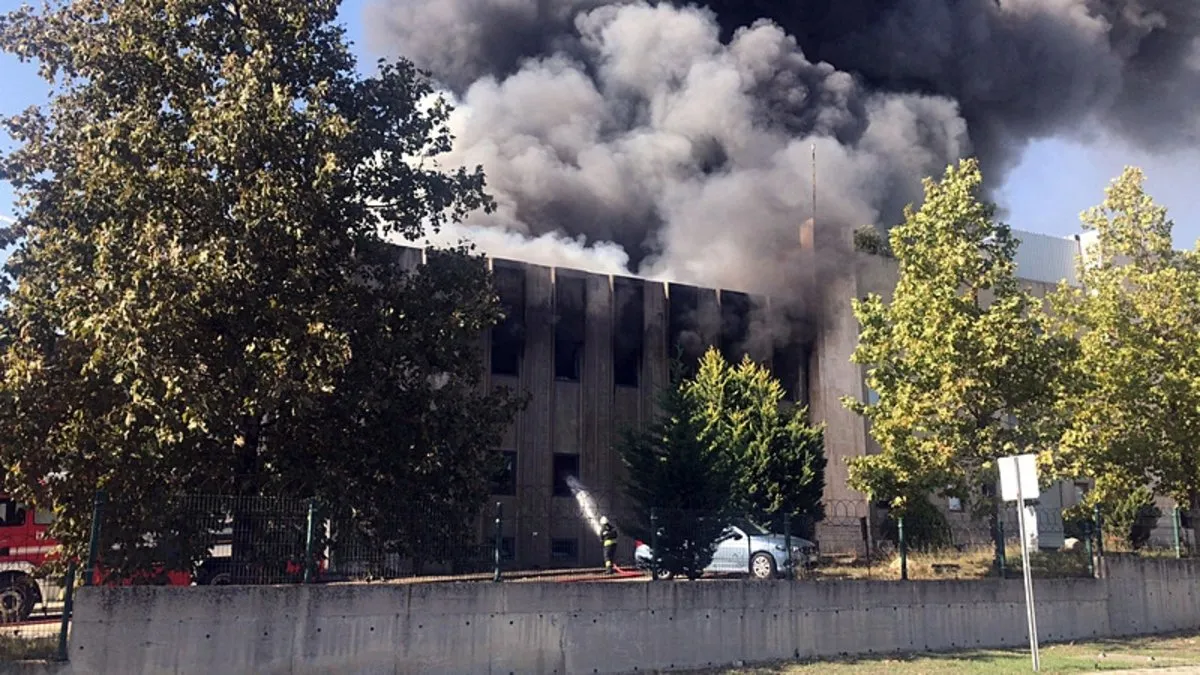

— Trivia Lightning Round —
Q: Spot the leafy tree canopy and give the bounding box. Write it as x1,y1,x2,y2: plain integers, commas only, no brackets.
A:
1049,167,1200,541
0,0,523,576
844,159,1073,514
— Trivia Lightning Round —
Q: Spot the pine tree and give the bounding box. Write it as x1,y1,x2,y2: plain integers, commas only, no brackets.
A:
618,363,735,579
686,349,825,532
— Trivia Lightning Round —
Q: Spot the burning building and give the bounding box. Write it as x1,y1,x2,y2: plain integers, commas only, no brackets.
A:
366,0,1200,566
386,225,1092,568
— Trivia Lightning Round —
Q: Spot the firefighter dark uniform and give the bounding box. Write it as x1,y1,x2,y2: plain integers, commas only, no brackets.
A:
600,518,618,574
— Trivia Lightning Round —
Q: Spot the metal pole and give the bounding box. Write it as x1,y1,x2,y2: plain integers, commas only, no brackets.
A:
84,490,107,587
1015,464,1040,672
784,513,793,579
56,564,76,661
650,508,659,581
1094,505,1104,574
492,502,503,583
1173,507,1182,559
303,499,318,584
898,516,908,581
1084,521,1094,579
997,519,1007,578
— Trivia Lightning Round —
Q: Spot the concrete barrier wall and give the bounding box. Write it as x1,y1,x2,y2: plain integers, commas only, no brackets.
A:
65,558,1200,675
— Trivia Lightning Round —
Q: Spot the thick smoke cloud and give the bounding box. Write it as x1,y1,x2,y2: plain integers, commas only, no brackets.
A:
368,0,1200,297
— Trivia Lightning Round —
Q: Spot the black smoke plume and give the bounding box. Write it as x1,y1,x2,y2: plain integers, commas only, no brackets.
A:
366,0,1199,299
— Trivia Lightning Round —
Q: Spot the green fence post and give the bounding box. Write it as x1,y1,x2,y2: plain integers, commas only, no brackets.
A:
784,513,793,579
1082,518,1094,578
898,515,908,581
492,502,503,583
993,514,1003,578
303,498,318,584
1173,506,1182,559
650,508,659,581
56,563,77,661
84,490,107,586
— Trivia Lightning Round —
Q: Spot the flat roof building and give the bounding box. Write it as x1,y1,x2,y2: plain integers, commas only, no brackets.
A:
393,225,1094,569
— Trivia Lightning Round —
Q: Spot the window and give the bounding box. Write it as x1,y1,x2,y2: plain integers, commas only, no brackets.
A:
948,497,963,512
490,451,517,496
719,291,751,363
771,344,802,402
491,265,526,376
1074,481,1089,504
553,453,580,497
34,509,54,525
551,538,579,562
0,501,26,527
554,276,586,382
668,284,703,375
554,341,582,381
613,278,644,388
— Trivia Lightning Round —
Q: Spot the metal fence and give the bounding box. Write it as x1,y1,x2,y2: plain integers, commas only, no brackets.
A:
7,486,1200,662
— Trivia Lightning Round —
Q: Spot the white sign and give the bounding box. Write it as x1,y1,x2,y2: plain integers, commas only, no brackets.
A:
998,453,1040,502
998,453,1042,672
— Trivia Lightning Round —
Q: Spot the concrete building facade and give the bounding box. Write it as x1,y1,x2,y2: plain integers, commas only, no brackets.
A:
393,226,1132,569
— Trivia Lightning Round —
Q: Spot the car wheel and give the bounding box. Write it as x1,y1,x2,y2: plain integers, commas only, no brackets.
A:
750,552,776,580
652,567,675,581
0,576,35,623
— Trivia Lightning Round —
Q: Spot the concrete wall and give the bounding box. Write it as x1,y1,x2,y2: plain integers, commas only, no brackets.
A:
63,558,1200,675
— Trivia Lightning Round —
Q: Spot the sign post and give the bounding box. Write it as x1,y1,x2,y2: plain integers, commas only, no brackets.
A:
998,453,1041,672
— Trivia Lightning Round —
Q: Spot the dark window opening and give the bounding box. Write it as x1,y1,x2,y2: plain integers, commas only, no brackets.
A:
0,500,26,527
668,284,704,375
550,538,579,562
613,278,644,388
554,276,586,382
719,291,752,364
553,453,580,498
771,343,802,402
554,340,583,381
491,264,526,376
490,450,517,496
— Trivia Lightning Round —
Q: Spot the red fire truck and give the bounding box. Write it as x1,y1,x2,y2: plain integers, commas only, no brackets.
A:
0,496,196,623
0,495,327,622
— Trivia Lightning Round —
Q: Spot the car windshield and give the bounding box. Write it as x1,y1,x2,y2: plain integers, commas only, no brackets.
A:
730,518,768,536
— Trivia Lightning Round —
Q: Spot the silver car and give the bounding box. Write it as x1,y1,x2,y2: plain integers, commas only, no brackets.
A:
633,519,818,580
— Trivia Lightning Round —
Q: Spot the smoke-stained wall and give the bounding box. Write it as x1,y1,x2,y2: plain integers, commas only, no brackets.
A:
391,243,825,568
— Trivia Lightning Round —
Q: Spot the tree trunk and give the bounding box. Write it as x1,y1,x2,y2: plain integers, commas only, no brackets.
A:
230,418,261,585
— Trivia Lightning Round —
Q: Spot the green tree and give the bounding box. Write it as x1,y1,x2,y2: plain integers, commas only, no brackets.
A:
843,159,1072,516
686,348,826,532
0,0,523,578
617,362,736,580
1049,167,1200,545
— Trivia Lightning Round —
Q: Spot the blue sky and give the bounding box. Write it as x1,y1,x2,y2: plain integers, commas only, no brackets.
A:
2,0,1196,248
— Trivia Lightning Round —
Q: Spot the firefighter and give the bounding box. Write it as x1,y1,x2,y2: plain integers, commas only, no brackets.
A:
600,516,618,575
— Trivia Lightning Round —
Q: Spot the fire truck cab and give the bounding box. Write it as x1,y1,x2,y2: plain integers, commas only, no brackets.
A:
0,497,64,622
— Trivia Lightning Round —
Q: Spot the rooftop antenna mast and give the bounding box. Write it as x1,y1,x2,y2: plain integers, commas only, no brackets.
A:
800,142,816,250
811,142,817,236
